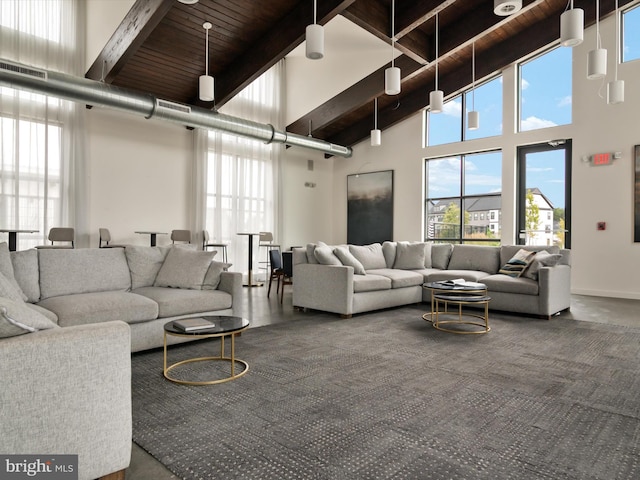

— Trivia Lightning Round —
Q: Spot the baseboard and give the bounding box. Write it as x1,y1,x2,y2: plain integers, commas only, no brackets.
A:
571,289,640,301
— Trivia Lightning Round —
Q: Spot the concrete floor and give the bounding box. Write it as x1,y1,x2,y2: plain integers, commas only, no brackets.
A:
124,285,640,480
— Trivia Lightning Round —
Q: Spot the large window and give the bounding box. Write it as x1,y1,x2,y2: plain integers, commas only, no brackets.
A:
519,46,572,132
425,151,502,244
427,75,502,146
623,3,640,63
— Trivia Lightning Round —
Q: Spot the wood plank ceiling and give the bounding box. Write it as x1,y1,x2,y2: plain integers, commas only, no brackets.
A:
87,0,631,153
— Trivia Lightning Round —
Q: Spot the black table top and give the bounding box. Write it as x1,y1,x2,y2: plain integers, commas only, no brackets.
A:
164,315,250,335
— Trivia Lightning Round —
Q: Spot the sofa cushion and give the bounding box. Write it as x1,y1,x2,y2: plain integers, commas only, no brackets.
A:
500,245,559,268
431,244,453,269
0,271,26,303
382,241,396,268
0,297,57,338
202,261,232,290
368,268,424,289
125,245,172,289
314,244,342,265
0,242,27,301
334,247,366,275
522,250,563,280
393,242,425,269
498,248,536,278
448,245,500,274
39,248,132,300
481,274,539,295
154,247,216,290
349,243,386,270
38,291,159,327
352,274,391,293
305,243,319,264
10,249,40,303
424,243,433,268
133,286,233,317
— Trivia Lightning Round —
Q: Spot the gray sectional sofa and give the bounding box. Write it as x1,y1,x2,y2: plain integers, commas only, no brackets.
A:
0,242,241,480
293,241,571,319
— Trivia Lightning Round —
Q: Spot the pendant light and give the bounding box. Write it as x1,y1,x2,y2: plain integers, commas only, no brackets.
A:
429,13,444,113
371,97,381,146
560,0,584,47
588,0,607,79
306,0,324,60
608,0,624,104
493,0,522,16
385,0,401,95
199,22,214,102
468,42,479,130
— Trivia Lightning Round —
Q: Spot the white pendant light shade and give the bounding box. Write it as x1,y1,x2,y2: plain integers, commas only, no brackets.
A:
430,90,444,113
608,79,624,104
468,110,479,130
560,6,584,47
371,129,382,146
306,23,324,60
199,75,214,102
199,22,214,102
587,48,607,79
385,66,401,95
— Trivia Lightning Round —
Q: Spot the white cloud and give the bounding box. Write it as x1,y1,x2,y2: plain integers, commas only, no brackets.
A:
557,95,572,107
521,78,530,90
521,116,557,131
443,99,462,117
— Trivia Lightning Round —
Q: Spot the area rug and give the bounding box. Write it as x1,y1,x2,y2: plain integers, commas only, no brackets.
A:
131,306,640,479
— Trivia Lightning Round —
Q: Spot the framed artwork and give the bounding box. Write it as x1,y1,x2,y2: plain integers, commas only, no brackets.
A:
635,145,640,242
347,170,393,245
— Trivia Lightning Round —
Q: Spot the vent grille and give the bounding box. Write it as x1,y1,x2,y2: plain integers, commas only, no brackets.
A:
156,99,191,114
0,61,47,80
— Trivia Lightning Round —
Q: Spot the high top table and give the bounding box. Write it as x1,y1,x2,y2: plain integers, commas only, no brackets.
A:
135,231,167,247
0,229,39,251
237,232,263,287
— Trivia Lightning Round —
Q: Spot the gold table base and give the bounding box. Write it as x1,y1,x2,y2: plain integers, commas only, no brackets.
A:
432,296,491,335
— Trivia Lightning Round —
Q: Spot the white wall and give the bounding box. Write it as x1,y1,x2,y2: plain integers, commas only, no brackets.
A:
85,0,134,71
326,12,640,300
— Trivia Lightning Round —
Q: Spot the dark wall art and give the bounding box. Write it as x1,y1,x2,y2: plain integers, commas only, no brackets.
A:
635,145,640,242
347,170,393,245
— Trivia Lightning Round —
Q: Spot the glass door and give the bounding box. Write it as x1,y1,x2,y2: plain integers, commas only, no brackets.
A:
516,141,571,248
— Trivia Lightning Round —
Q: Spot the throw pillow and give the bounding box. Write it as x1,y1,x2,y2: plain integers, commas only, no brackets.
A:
0,242,27,301
314,245,342,265
333,247,366,275
125,245,172,289
349,243,387,270
431,243,453,269
0,297,57,338
202,261,232,290
0,271,26,303
423,242,433,268
522,250,563,280
305,243,319,264
10,249,40,303
154,247,217,289
498,248,537,278
393,242,426,269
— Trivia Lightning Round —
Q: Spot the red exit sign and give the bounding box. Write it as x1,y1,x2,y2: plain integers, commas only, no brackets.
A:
591,153,612,165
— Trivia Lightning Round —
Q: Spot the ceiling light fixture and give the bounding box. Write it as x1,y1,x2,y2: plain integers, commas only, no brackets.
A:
385,0,401,95
493,0,522,16
199,22,214,102
608,0,624,104
371,97,381,146
306,0,324,60
429,13,444,113
468,42,479,130
177,0,199,4
588,0,607,79
560,0,584,47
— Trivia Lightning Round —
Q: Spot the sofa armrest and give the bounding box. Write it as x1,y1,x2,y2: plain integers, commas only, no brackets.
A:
293,263,354,315
0,321,132,480
218,271,243,315
538,264,572,315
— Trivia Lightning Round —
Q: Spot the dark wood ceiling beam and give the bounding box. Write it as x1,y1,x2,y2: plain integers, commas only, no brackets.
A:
85,0,173,82
209,0,355,109
395,0,457,38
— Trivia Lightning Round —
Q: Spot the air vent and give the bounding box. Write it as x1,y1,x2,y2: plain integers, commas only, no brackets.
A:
0,61,47,80
156,99,191,114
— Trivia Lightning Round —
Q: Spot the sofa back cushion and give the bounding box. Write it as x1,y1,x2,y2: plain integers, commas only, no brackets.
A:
349,243,386,270
448,244,501,273
431,244,453,269
154,247,216,290
0,243,27,301
125,245,172,289
10,249,40,303
393,242,426,269
39,248,131,300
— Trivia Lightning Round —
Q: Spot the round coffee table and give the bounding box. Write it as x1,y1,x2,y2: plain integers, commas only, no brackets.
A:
163,315,250,385
422,281,488,323
432,292,491,334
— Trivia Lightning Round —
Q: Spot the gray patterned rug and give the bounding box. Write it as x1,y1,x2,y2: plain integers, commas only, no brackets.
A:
131,306,640,479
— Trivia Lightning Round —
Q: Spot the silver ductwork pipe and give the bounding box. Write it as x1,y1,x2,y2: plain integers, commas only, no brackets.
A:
0,59,352,158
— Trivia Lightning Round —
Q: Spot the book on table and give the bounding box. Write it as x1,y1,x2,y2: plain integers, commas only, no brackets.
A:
173,318,216,332
437,279,486,288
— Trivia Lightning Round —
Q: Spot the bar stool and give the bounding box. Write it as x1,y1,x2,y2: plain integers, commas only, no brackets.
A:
203,230,228,262
258,231,280,272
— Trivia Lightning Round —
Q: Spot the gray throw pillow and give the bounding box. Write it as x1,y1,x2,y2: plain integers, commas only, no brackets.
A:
0,271,26,303
423,243,433,268
10,249,40,303
393,242,426,269
125,245,172,289
333,247,366,275
0,297,57,338
349,243,386,270
314,245,342,265
0,242,27,301
155,247,217,289
305,243,319,264
203,261,232,290
431,244,453,269
522,250,563,280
